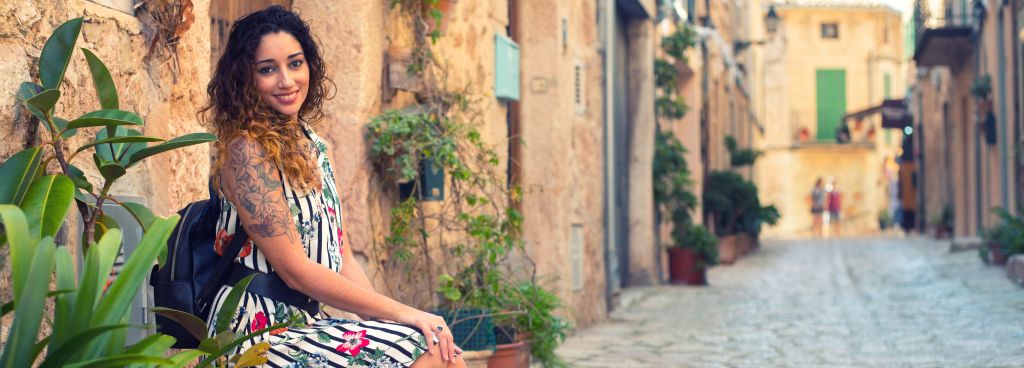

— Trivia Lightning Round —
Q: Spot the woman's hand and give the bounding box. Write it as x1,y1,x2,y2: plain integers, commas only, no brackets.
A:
401,309,459,362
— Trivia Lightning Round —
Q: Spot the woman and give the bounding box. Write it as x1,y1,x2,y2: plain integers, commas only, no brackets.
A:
201,6,464,368
810,177,825,238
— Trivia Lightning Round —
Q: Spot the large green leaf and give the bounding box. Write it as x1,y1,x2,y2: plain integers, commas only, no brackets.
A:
195,321,289,367
1,290,72,319
94,127,149,166
24,89,60,117
39,17,83,90
20,175,74,239
118,201,156,233
0,237,55,368
67,164,93,192
152,307,209,342
61,355,173,368
0,147,43,205
198,330,235,356
17,82,47,122
93,152,127,183
38,324,132,368
215,273,255,334
51,247,78,349
53,117,77,139
81,48,118,110
70,228,122,341
74,135,163,156
122,333,177,368
65,109,143,131
91,216,179,337
168,350,204,367
126,133,217,168
0,205,37,304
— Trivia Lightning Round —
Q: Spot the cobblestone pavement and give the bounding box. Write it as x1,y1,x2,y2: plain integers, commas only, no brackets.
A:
557,236,1024,367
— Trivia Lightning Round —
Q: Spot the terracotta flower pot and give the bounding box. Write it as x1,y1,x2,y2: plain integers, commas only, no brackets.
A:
737,233,757,257
422,0,456,34
990,243,1009,265
667,247,707,285
487,340,531,368
718,235,739,264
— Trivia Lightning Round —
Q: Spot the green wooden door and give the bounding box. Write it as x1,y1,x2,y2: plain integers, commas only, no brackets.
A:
816,69,847,141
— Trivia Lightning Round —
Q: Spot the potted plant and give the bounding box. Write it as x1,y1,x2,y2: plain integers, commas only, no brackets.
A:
970,74,992,110
667,224,718,285
488,281,569,368
931,205,954,239
878,210,892,230
703,171,774,263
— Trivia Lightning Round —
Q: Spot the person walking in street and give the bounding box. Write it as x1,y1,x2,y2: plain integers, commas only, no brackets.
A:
200,6,464,367
827,178,842,237
811,177,826,238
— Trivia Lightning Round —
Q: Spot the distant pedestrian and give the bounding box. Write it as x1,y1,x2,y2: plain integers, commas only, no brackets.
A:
827,178,842,237
811,177,826,237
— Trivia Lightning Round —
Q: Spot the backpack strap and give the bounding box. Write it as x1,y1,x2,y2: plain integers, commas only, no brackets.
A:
196,226,249,317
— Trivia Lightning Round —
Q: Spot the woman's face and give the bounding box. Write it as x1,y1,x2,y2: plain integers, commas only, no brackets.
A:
252,31,309,118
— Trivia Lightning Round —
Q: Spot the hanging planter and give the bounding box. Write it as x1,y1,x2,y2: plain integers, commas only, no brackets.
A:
421,0,457,37
982,110,997,145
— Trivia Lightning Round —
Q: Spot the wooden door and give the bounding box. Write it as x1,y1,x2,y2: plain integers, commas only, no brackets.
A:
210,0,293,70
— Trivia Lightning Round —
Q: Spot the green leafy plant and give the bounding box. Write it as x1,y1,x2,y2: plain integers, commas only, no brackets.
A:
13,17,215,247
674,224,718,267
0,17,281,367
661,23,697,63
725,135,762,168
986,207,1024,256
653,130,697,234
970,74,992,100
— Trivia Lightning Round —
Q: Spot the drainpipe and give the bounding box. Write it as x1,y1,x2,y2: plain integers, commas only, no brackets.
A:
602,0,618,312
998,8,1009,212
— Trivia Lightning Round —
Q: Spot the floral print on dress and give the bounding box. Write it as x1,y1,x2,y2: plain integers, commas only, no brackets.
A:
336,330,370,356
208,125,427,367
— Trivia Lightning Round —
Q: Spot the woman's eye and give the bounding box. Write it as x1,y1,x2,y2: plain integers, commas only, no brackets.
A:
259,67,276,75
289,60,304,68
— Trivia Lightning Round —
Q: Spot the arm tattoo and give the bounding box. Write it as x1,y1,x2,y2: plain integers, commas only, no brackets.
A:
225,138,296,242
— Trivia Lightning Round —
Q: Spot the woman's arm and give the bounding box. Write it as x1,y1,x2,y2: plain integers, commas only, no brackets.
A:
219,136,457,361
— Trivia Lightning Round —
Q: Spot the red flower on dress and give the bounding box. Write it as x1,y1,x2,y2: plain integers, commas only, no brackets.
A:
214,229,232,256
335,330,370,356
238,240,254,258
251,311,268,331
270,327,288,335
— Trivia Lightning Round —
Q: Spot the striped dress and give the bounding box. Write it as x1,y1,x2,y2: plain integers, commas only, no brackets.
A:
206,125,427,368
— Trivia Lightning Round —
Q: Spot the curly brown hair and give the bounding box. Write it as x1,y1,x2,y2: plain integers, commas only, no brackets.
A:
201,5,334,192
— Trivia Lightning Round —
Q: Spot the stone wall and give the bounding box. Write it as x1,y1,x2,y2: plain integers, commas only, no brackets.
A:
0,0,212,341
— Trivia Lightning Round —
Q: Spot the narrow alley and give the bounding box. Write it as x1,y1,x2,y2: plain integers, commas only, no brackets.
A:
558,237,1024,367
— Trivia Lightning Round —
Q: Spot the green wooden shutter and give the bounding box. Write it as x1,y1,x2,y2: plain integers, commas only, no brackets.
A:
816,69,847,141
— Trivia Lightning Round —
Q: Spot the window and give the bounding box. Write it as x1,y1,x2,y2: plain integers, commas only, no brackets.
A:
883,22,889,44
821,23,839,39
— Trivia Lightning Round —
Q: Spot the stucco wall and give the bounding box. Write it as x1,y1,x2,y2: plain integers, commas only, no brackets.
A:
0,0,212,340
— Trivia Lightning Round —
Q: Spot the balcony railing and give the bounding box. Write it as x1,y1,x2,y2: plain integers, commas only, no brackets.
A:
912,0,981,67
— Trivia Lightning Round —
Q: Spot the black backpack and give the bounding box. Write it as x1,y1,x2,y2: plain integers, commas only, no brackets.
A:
150,183,317,348
150,184,249,348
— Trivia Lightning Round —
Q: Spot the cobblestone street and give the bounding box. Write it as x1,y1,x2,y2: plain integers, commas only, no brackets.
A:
557,237,1024,367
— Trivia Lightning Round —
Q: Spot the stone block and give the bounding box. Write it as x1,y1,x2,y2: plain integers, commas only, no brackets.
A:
1006,255,1024,287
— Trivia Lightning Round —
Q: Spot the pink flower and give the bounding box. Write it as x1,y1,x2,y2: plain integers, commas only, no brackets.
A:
251,311,268,331
335,330,370,356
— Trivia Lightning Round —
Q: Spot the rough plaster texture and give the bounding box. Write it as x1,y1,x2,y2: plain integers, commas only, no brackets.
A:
517,0,607,327
0,0,211,347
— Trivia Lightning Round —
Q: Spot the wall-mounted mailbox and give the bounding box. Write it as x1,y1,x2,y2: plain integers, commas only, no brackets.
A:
494,34,520,101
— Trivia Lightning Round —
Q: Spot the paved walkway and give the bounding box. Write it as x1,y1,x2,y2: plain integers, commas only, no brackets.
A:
557,236,1024,367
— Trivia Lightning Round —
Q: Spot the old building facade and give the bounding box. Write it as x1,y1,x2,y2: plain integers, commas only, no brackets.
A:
757,0,905,237
912,0,1024,237
0,0,680,335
